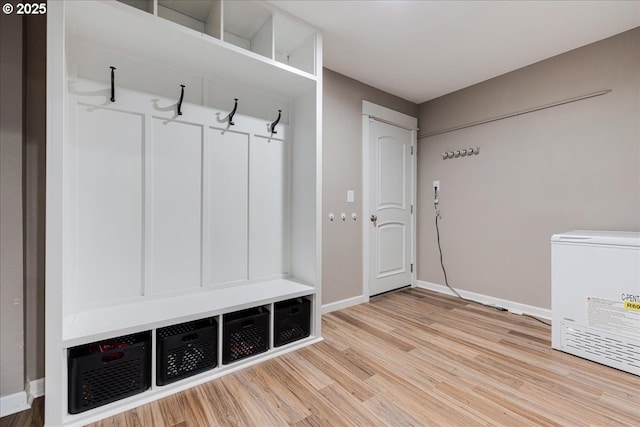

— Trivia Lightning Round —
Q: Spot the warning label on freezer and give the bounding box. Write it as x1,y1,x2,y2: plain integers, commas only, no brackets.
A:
587,297,640,339
624,301,640,312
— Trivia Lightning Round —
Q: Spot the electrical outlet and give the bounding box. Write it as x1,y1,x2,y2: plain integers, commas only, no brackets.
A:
433,180,440,191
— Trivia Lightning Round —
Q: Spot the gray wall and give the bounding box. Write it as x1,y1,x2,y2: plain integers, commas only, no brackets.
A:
0,11,46,400
1,12,25,397
24,13,47,383
417,28,640,309
322,69,417,305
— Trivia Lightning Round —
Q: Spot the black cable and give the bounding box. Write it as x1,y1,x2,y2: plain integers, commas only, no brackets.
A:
434,201,507,312
434,200,551,327
522,313,551,326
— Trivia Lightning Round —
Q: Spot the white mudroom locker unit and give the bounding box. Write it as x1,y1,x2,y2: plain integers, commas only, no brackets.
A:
45,1,323,425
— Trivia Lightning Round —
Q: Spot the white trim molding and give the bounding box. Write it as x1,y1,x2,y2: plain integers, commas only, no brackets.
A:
0,391,30,418
322,294,368,314
362,100,418,131
417,280,551,320
26,378,45,405
0,378,46,418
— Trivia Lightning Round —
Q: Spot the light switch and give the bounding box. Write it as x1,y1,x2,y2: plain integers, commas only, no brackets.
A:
347,190,355,203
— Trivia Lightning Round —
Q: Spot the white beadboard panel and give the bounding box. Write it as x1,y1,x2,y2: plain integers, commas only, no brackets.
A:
150,118,203,294
206,128,249,286
75,105,144,307
250,136,289,279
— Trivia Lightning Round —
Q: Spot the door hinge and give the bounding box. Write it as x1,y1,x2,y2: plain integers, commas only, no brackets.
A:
410,263,413,273
410,146,414,155
411,204,413,214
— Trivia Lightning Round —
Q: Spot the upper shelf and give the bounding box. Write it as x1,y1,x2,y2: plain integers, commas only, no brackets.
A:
65,0,317,99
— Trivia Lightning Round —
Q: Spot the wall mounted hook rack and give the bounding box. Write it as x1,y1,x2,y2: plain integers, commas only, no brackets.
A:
228,98,238,125
177,84,185,116
270,110,282,134
110,66,116,102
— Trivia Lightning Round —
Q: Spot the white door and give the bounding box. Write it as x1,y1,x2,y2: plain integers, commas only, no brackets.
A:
368,119,413,295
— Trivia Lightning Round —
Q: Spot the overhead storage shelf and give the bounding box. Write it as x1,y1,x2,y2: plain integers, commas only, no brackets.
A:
67,1,316,99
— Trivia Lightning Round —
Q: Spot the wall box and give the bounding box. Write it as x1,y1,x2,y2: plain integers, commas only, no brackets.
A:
68,332,151,414
222,307,270,364
46,0,322,425
156,318,218,386
274,297,312,347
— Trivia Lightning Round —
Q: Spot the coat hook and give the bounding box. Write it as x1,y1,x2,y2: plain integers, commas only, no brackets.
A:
177,84,185,116
110,66,116,102
228,98,238,125
270,110,282,134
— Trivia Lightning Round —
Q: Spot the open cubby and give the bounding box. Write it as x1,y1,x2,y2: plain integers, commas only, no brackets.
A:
156,318,218,386
274,13,317,74
67,332,151,414
222,0,273,59
222,307,270,364
116,0,154,14
157,0,221,38
274,297,312,347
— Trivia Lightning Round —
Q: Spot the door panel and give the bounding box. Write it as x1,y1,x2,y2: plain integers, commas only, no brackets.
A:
377,222,406,277
378,137,406,210
369,119,412,295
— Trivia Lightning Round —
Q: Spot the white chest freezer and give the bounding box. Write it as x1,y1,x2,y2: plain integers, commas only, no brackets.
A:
551,230,640,375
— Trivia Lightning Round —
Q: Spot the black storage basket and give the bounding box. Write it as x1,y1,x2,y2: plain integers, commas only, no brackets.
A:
223,307,269,364
68,331,151,414
156,317,218,386
274,297,311,347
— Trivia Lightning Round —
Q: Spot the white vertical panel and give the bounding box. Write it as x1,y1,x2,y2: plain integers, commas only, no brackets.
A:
250,136,289,279
151,118,202,294
206,128,249,285
76,106,143,305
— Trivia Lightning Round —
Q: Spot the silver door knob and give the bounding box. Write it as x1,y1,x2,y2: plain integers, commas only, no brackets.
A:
370,214,377,227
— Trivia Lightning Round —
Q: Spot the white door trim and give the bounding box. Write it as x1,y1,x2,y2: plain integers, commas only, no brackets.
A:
362,100,418,300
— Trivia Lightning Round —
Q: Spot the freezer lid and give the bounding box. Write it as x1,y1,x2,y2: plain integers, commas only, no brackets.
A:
551,230,640,247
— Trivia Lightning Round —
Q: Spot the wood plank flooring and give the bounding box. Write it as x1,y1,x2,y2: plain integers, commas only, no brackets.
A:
2,288,639,426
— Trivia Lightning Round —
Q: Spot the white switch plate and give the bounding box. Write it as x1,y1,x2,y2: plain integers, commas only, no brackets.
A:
347,190,355,203
433,180,440,191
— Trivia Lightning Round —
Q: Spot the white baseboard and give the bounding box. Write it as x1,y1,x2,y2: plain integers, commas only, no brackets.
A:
26,378,45,405
0,377,46,418
416,280,551,320
322,294,368,314
0,391,30,418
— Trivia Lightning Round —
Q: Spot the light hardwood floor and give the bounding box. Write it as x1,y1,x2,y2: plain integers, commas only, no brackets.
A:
3,288,639,426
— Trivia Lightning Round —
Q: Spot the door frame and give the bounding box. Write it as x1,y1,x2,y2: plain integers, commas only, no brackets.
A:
362,100,418,300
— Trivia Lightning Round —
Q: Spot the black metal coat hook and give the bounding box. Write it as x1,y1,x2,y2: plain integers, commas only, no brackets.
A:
177,84,185,115
270,110,282,134
228,98,238,125
110,66,116,102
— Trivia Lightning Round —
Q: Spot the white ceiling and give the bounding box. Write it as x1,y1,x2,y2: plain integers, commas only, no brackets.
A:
269,1,640,104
